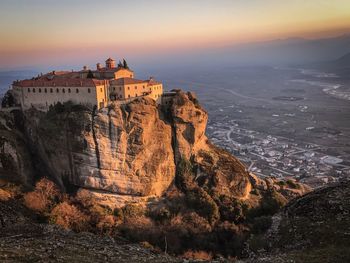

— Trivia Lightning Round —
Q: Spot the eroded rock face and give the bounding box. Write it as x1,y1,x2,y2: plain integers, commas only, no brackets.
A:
0,91,256,205
170,92,251,199
0,110,34,185
78,98,176,196
24,98,175,198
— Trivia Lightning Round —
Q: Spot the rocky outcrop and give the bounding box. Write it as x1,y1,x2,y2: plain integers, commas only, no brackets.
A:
16,92,252,205
23,98,175,200
0,110,34,185
0,91,307,207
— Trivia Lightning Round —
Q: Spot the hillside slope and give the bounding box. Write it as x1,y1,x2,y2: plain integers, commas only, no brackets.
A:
247,180,350,263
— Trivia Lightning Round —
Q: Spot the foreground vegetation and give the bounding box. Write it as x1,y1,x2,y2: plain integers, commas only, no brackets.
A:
16,156,291,260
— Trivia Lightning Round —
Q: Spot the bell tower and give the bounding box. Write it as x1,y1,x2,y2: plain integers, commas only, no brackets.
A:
105,58,116,69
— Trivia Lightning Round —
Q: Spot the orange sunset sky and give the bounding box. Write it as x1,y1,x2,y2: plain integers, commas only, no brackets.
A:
0,0,350,69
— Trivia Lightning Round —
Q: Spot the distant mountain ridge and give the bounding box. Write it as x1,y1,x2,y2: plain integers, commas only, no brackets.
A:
334,52,350,67
151,33,350,68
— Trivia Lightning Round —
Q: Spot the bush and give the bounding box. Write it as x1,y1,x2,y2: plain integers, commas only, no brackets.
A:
122,204,145,221
186,187,220,225
24,191,49,212
218,195,247,224
96,214,116,234
286,179,301,189
175,158,195,192
114,207,125,221
150,207,172,224
0,188,12,201
248,234,269,253
1,90,15,108
252,216,273,234
182,212,212,233
23,178,61,213
248,190,288,218
182,250,213,260
50,201,89,231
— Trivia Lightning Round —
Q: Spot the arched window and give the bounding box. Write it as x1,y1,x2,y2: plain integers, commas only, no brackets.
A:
28,88,30,92
135,86,137,90
127,86,130,90
88,88,91,93
56,88,59,93
39,88,41,93
128,95,130,98
68,88,71,93
100,88,102,92
33,88,35,93
44,88,47,93
50,88,53,93
62,88,65,93
76,88,79,93
136,93,138,97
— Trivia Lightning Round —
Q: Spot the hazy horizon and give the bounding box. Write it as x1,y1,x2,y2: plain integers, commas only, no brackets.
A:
1,0,350,71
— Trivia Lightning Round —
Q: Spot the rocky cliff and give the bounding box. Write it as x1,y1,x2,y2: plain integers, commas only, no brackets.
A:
0,91,305,207
0,91,251,206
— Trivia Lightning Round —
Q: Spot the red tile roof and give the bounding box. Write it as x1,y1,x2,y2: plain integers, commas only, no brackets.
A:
14,78,106,88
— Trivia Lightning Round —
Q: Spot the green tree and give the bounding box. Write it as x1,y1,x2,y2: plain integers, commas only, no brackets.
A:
87,70,94,78
123,59,129,69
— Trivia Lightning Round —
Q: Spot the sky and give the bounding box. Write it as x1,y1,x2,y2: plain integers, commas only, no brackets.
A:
0,0,350,70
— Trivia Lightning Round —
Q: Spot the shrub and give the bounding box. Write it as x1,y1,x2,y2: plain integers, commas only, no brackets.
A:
249,190,288,218
252,216,273,234
50,201,89,231
218,195,247,224
182,212,212,233
248,234,269,253
96,214,116,234
24,191,49,212
182,250,213,260
150,207,172,224
0,188,12,201
114,207,125,221
186,187,220,225
122,204,145,221
23,178,61,213
286,179,301,189
175,158,195,192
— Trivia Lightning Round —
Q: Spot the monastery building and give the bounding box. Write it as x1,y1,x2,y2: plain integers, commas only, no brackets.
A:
12,58,163,110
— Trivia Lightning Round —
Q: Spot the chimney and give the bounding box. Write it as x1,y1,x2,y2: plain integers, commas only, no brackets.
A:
96,63,102,70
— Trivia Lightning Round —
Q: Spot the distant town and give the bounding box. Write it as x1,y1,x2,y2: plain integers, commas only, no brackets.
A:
208,118,350,188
